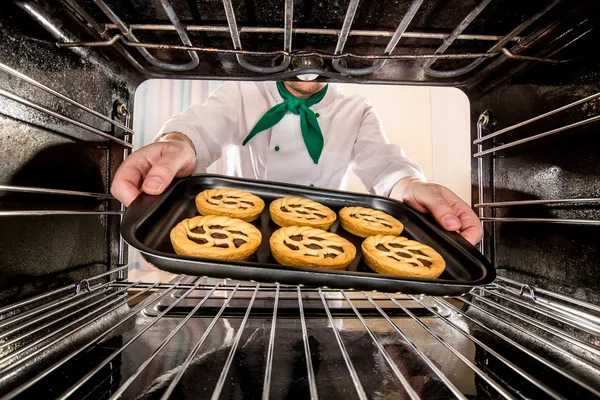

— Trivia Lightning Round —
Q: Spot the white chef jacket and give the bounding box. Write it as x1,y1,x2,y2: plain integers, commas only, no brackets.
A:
158,81,425,196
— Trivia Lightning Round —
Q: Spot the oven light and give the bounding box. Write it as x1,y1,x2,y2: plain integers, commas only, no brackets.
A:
292,55,324,81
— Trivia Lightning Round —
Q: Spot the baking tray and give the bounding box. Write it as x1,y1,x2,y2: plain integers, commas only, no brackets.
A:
122,175,495,295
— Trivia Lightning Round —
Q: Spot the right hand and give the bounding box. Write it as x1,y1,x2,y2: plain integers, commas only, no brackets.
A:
111,137,196,206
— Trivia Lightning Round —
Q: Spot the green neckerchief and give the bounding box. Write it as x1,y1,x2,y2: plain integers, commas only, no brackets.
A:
242,81,328,164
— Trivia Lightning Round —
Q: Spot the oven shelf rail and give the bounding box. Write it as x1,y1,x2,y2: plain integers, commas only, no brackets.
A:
53,0,571,80
0,275,599,399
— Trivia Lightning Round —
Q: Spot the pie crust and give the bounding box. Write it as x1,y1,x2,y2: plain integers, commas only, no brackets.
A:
170,215,261,260
339,206,403,238
270,226,356,270
362,235,445,279
195,188,265,222
270,197,336,230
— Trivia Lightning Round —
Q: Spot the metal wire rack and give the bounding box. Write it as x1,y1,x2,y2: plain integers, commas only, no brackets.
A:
52,0,575,81
0,268,598,399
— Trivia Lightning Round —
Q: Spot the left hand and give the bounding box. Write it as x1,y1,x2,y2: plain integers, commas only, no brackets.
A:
391,178,483,246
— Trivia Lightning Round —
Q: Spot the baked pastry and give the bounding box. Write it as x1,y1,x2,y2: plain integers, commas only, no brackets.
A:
270,226,356,270
195,188,265,222
339,206,403,238
362,235,445,279
170,215,261,260
270,197,336,230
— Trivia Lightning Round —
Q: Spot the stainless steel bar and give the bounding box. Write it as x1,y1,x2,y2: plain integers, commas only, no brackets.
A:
423,0,493,72
474,91,600,145
211,285,260,400
455,296,600,394
0,282,165,395
298,287,319,399
318,288,367,400
475,198,600,207
221,0,291,73
0,62,134,134
483,286,600,335
470,292,600,358
476,113,489,253
0,282,134,353
413,296,566,399
0,281,107,332
0,281,113,341
425,0,562,78
474,114,600,157
362,293,466,400
0,88,132,147
432,297,596,398
0,266,128,315
103,23,522,41
107,284,220,399
116,109,132,272
387,295,515,399
0,210,124,216
93,0,199,71
496,276,600,314
60,282,202,398
334,0,361,55
0,185,113,199
480,217,600,225
491,283,600,326
262,283,280,400
332,0,424,75
159,285,241,400
340,291,420,399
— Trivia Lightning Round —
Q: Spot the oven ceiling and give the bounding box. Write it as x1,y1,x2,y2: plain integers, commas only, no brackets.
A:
38,0,598,88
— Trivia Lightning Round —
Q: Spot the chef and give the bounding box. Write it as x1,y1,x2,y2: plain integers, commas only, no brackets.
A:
111,80,482,245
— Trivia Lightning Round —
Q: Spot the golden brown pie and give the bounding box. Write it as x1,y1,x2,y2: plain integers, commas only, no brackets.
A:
270,226,356,270
170,215,261,260
362,235,445,279
270,197,336,230
339,206,403,238
195,188,265,222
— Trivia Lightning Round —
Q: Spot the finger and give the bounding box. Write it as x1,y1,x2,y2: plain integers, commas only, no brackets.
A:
110,155,151,206
441,190,483,245
142,144,195,195
413,190,461,231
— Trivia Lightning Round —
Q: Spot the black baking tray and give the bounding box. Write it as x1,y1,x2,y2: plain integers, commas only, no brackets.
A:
122,174,495,295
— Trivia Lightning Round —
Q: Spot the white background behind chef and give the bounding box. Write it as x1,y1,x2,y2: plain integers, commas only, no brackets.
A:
129,80,471,277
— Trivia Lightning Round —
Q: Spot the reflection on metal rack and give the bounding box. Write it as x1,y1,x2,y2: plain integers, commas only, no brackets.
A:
0,185,113,200
424,0,562,78
475,198,600,207
0,63,134,135
1,276,599,399
0,88,132,148
480,217,600,225
0,210,123,216
55,0,566,78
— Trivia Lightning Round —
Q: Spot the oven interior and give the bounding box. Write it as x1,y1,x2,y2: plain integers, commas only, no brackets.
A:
1,0,599,398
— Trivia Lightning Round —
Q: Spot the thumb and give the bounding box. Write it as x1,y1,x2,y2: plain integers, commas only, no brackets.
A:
415,191,461,231
142,144,195,195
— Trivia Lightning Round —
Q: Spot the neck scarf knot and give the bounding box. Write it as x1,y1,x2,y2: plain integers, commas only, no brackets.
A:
242,81,328,164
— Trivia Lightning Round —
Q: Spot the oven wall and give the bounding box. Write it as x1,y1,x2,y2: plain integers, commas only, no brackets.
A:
0,1,142,303
469,60,600,304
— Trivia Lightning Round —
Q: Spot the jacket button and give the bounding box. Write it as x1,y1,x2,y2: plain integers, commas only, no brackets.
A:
274,146,280,152
309,183,314,187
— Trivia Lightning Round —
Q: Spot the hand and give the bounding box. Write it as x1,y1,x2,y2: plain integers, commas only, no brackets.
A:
391,178,483,246
111,134,196,206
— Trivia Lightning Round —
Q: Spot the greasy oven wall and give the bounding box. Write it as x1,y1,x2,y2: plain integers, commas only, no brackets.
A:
0,2,141,304
469,58,600,305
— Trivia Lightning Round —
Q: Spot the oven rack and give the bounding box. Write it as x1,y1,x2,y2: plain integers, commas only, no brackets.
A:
52,0,574,82
474,91,600,228
0,269,598,399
